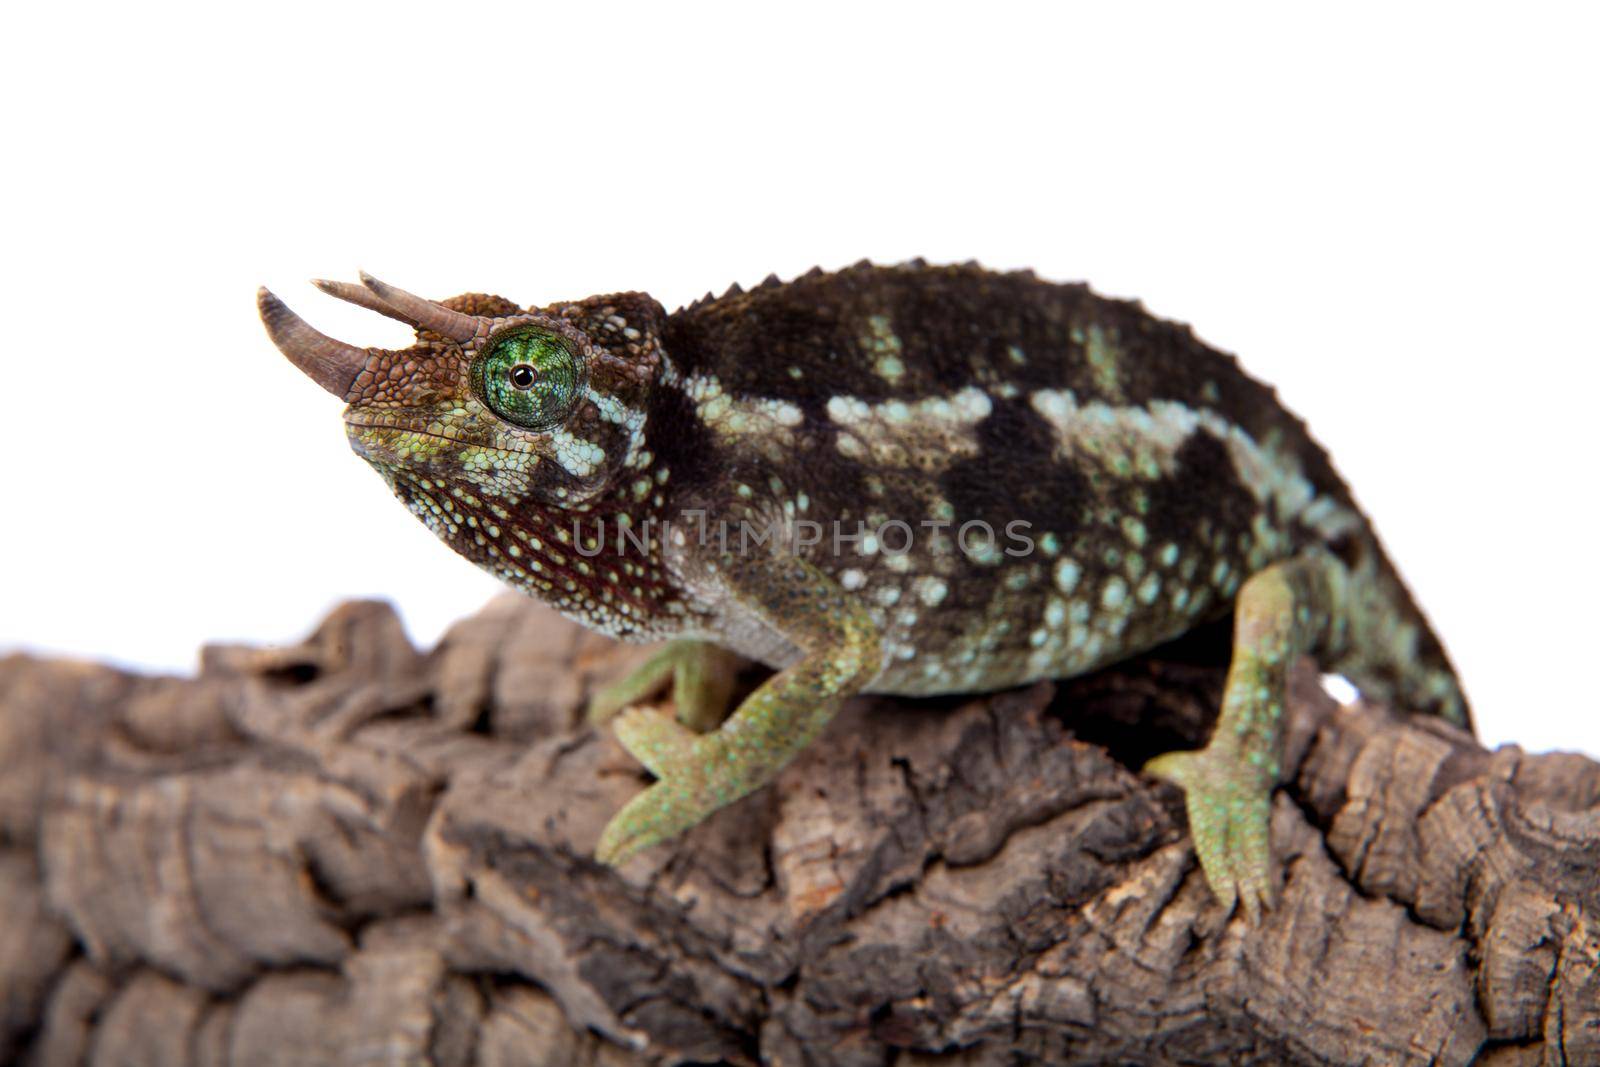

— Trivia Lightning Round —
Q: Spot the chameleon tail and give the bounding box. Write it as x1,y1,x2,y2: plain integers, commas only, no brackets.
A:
1329,532,1471,731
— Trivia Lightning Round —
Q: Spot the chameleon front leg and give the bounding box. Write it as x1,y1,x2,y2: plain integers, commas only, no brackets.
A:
595,555,883,865
1144,548,1349,919
587,639,743,734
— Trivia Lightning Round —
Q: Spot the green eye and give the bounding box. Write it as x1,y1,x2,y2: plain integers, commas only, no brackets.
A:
476,326,582,430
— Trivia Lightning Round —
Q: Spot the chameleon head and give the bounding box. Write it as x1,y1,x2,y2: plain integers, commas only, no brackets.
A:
257,272,657,557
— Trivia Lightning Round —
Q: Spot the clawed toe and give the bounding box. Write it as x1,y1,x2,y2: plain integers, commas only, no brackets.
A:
612,705,698,778
595,802,653,865
1146,744,1275,920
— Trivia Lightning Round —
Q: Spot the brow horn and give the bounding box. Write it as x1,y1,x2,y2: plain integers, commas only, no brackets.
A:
358,271,481,343
310,277,415,325
257,288,367,399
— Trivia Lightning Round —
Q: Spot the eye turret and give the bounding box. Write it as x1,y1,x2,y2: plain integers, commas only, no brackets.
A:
475,325,584,431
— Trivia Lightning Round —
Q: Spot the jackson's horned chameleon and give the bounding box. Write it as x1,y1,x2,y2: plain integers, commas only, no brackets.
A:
259,261,1469,916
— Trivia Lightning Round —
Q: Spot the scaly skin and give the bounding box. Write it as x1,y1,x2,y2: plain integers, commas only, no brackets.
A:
260,261,1471,916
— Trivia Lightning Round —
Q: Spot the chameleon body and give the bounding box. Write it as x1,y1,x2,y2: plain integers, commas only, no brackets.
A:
259,261,1469,916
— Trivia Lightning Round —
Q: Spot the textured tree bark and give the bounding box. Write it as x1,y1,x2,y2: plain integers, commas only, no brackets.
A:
1,596,1596,1066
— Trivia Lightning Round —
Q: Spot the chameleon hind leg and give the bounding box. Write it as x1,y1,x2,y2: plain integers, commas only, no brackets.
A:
587,639,743,733
595,556,883,865
1145,548,1349,919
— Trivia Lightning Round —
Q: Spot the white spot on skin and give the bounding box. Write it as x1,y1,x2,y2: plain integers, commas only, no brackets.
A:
915,576,949,607
585,389,630,425
826,395,862,422
840,569,866,590
1085,323,1122,396
828,388,994,469
1027,392,1362,541
549,428,606,478
864,314,905,384
1054,558,1082,593
686,373,805,459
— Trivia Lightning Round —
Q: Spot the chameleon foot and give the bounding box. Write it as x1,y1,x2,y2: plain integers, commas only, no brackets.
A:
1143,552,1347,918
587,639,741,733
595,555,882,866
594,741,725,865
1145,742,1273,919
611,705,698,778
596,687,745,864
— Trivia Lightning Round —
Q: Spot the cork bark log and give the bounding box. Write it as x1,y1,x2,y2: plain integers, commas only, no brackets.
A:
1,596,1596,1066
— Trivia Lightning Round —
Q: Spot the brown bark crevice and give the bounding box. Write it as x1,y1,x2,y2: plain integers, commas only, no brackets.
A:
1,596,1595,1066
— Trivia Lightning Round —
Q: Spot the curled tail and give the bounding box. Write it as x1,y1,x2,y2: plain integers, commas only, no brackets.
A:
1330,532,1471,731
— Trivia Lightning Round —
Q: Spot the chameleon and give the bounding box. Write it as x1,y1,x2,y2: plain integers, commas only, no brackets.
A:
258,260,1469,917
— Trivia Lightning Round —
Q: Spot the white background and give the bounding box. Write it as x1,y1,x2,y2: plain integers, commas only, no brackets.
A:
3,4,1595,757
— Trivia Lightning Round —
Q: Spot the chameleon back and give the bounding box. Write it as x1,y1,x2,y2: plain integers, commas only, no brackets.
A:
655,263,1466,725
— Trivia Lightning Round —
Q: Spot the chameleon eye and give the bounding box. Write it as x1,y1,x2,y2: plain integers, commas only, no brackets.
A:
476,326,582,431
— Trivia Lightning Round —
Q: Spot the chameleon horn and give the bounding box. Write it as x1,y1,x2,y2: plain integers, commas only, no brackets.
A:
257,287,367,399
310,277,415,325
357,271,480,343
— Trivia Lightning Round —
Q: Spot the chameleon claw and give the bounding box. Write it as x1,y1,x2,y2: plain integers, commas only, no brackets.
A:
587,640,740,732
594,770,721,867
1145,745,1275,920
587,648,675,724
612,705,699,779
594,799,654,866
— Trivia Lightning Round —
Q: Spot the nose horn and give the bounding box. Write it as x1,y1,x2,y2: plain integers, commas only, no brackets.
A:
257,287,367,399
